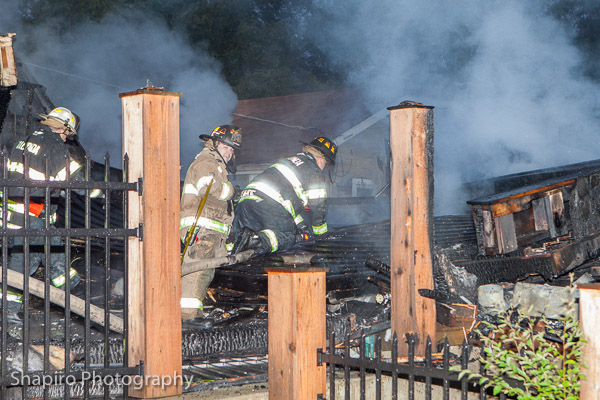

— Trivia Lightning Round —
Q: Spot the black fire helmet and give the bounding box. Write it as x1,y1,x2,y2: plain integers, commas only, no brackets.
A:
304,136,337,165
200,125,242,150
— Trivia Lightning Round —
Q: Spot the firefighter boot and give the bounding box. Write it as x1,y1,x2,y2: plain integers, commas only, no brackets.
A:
247,234,269,255
195,269,215,310
232,227,255,254
181,269,214,321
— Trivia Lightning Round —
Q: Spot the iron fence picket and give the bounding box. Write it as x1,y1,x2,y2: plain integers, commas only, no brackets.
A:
425,337,432,400
461,339,469,400
344,333,350,400
375,334,381,400
1,149,7,400
407,333,415,400
442,338,450,400
64,153,73,400
359,334,365,400
391,333,398,400
122,153,131,400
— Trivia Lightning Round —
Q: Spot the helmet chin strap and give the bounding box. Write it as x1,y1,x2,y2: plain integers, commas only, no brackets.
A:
214,140,237,174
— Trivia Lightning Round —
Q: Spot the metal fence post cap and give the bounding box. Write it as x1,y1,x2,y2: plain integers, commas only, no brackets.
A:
265,265,329,273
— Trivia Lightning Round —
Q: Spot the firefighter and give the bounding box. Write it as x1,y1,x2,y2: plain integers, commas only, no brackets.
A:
230,136,336,254
180,125,242,320
5,106,101,291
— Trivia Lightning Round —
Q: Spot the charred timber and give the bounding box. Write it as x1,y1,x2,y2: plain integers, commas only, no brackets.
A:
182,324,268,361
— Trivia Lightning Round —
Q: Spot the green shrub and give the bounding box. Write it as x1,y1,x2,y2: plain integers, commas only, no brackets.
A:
453,275,586,399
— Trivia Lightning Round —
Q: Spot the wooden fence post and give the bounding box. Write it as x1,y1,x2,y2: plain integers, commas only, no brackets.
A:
579,283,600,399
266,265,328,400
121,87,183,398
388,102,436,356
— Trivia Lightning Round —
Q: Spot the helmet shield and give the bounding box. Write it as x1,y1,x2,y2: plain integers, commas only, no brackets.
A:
200,125,242,150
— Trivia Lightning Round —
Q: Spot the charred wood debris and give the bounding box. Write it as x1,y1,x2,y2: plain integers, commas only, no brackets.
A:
203,163,600,359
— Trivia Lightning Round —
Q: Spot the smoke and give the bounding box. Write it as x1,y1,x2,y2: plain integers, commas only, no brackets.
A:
4,2,600,214
310,1,600,214
2,6,236,176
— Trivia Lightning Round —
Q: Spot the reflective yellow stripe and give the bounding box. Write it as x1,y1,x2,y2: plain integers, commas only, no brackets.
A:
306,188,327,199
271,163,308,206
183,176,216,197
7,160,23,174
180,216,231,234
54,160,82,181
260,229,278,252
52,268,78,288
8,160,46,180
196,176,214,191
0,291,23,303
247,182,296,218
183,183,198,196
0,213,22,229
238,194,263,203
5,203,38,217
90,189,102,198
313,222,328,235
219,182,233,200
181,298,204,310
53,274,66,287
8,159,84,181
294,215,304,225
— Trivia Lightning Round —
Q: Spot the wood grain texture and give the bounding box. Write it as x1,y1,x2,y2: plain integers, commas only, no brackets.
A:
0,33,17,87
579,286,600,400
389,106,436,356
121,89,183,398
268,268,327,400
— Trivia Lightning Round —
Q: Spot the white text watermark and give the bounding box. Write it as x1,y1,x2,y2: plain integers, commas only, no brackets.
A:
10,370,194,390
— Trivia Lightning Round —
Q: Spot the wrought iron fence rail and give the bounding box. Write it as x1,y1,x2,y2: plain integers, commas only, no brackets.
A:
0,179,139,191
318,350,462,382
318,329,521,400
0,227,139,237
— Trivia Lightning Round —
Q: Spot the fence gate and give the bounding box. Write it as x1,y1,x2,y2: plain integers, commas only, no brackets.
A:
317,327,518,400
0,151,143,399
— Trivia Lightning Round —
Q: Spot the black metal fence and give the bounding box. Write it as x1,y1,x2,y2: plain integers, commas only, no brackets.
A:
317,328,515,400
0,150,143,399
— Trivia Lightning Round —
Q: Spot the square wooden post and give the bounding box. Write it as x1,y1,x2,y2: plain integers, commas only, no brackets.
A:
266,266,328,400
388,102,436,356
121,88,182,398
579,283,600,399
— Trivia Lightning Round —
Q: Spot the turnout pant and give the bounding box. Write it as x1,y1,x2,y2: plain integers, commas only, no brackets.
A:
180,231,226,321
8,215,81,289
231,197,297,253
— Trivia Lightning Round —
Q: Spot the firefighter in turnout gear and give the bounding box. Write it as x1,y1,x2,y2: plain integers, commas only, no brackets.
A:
180,125,242,320
230,136,336,254
5,107,101,291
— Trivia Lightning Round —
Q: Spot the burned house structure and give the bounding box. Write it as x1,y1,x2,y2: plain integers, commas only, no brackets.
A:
2,32,600,396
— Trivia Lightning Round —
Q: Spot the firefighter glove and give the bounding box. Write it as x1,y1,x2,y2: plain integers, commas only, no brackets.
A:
232,185,242,202
297,224,315,242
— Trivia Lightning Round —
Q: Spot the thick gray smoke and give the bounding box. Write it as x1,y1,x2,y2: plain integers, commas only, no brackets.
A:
1,7,236,176
310,1,600,214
